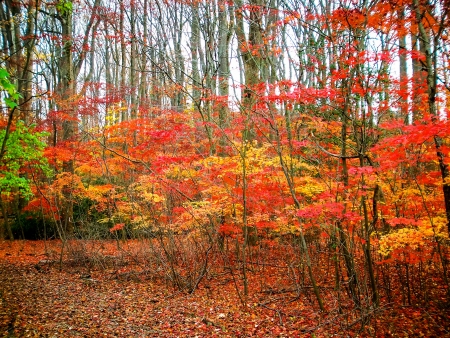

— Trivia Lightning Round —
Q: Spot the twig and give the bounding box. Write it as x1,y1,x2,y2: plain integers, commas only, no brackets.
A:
258,302,284,326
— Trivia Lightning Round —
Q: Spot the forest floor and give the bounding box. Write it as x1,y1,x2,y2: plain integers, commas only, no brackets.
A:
0,240,449,337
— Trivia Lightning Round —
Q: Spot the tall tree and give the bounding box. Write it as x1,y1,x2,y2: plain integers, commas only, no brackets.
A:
412,0,450,234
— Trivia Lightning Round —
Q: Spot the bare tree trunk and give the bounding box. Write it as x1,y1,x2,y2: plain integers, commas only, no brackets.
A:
339,110,361,308
411,33,426,122
217,2,231,130
172,7,185,109
413,0,450,235
119,0,127,122
190,3,201,105
130,1,137,121
57,0,75,172
17,2,38,122
138,0,149,117
1,200,13,240
235,0,262,115
56,0,75,237
104,20,113,125
398,7,408,120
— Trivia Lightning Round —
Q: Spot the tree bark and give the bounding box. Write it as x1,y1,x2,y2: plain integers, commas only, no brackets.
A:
413,0,450,235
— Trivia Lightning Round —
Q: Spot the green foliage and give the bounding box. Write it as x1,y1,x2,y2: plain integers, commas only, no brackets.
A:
56,0,73,17
0,68,22,108
0,68,50,199
0,121,51,199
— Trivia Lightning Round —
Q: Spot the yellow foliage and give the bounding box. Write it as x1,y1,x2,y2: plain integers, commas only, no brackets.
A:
444,176,450,186
35,52,51,62
142,192,165,203
378,216,448,257
200,142,316,180
130,215,152,229
165,164,197,180
130,175,164,204
173,196,244,233
48,173,86,200
85,184,114,202
273,222,299,234
105,102,127,125
294,176,325,198
75,163,103,177
378,228,424,256
174,201,216,232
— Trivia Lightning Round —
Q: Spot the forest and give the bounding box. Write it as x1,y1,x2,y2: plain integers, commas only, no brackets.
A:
0,0,450,336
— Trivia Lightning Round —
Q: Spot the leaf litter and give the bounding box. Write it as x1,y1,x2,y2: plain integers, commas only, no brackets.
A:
0,240,449,337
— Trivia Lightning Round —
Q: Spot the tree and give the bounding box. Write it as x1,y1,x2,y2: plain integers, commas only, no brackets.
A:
412,0,450,234
0,68,50,239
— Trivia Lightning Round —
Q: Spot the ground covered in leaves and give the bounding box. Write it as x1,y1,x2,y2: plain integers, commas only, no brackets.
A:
0,240,449,337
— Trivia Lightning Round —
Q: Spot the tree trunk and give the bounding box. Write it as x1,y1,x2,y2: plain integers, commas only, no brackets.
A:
217,3,231,130
138,0,149,117
119,0,128,122
1,200,13,240
130,1,137,121
190,3,201,106
56,0,75,236
397,7,408,120
413,0,450,235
